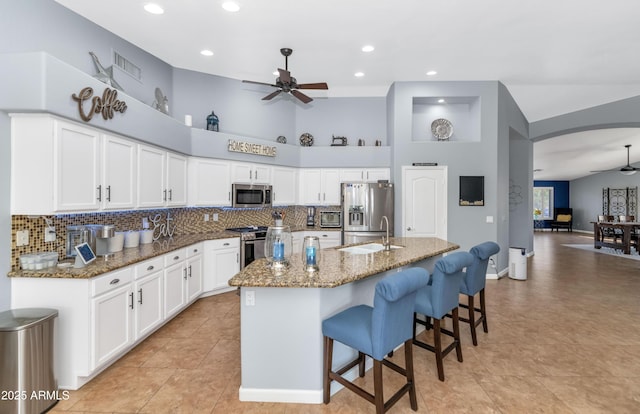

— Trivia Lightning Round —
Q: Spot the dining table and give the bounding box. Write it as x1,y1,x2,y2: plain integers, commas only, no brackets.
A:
592,221,640,255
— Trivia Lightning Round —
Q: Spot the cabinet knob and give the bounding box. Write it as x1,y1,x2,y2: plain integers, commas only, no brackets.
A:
106,185,111,202
174,255,180,261
96,185,102,202
147,265,154,271
109,278,120,285
407,227,413,231
138,288,143,304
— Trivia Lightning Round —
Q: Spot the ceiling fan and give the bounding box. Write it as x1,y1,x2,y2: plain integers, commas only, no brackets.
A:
242,48,328,104
590,144,639,175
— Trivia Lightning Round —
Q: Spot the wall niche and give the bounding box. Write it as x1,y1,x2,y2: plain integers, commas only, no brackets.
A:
411,96,481,143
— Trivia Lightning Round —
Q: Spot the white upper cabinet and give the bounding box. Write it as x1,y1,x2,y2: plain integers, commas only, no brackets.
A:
339,168,390,183
272,166,297,206
137,144,187,208
231,161,271,184
188,158,231,206
10,115,136,214
102,135,136,210
137,145,166,208
298,169,341,205
166,152,187,206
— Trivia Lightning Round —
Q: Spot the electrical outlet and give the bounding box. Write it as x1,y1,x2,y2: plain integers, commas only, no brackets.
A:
44,226,56,242
245,290,255,306
213,213,219,222
204,214,210,222
486,216,494,223
16,230,29,246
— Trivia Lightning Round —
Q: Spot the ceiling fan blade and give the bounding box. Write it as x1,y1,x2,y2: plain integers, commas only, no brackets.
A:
291,89,313,103
297,82,328,90
262,90,282,101
278,68,291,84
243,79,278,87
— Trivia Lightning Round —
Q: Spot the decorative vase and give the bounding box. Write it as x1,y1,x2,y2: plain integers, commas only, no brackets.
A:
264,225,292,271
302,236,321,272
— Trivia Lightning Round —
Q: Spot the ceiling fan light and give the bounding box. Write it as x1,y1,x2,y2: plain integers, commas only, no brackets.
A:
620,169,637,176
361,45,375,53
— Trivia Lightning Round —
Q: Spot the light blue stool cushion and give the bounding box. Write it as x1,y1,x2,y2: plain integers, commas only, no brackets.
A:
322,267,429,361
415,252,474,319
460,242,500,296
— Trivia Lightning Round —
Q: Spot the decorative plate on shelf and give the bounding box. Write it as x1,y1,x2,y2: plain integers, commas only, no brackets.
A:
276,135,287,144
431,118,453,141
299,133,314,147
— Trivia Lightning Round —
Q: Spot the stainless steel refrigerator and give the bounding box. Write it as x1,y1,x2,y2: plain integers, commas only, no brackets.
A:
341,182,394,245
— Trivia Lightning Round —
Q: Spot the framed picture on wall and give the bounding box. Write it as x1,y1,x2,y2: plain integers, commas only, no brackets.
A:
459,176,484,206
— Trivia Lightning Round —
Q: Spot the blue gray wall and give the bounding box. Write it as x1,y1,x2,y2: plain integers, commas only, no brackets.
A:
570,173,639,231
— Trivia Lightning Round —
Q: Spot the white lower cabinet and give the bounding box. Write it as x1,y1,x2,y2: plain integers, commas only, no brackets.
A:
90,268,134,371
186,243,204,302
305,231,342,249
163,244,203,319
203,238,240,294
133,257,164,341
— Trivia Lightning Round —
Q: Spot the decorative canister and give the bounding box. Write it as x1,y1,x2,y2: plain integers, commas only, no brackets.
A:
302,236,321,272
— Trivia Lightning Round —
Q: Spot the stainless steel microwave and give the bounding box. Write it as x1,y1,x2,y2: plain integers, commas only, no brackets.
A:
232,183,272,208
320,211,342,228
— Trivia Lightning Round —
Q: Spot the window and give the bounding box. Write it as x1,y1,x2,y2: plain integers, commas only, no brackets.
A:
533,187,554,219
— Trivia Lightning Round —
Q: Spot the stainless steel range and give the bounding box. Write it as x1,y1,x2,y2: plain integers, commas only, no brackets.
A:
226,226,269,269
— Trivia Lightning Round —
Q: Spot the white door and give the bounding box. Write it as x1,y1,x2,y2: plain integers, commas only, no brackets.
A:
299,169,322,204
188,158,231,206
402,166,447,239
321,169,341,205
272,166,297,205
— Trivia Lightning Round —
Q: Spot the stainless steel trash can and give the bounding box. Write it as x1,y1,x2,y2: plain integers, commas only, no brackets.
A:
0,308,59,414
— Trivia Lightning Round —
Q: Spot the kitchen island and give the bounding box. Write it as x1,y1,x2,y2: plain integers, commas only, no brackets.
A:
228,237,458,404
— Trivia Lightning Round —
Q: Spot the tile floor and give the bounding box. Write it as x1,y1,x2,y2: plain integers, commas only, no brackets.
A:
50,232,640,413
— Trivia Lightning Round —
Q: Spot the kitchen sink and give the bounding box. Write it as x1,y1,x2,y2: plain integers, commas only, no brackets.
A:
338,243,403,255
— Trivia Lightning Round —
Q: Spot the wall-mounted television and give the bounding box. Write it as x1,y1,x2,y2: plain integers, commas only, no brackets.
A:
459,176,484,206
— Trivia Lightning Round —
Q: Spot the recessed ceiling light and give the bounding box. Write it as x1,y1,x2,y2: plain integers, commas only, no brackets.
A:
426,70,437,76
437,99,445,103
354,72,365,77
361,45,375,53
144,3,164,14
222,1,240,12
200,50,214,57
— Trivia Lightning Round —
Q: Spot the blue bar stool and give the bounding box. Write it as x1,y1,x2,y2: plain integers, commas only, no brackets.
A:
413,251,474,381
322,267,429,414
459,241,500,345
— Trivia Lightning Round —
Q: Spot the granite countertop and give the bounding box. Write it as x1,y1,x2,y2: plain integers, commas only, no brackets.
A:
8,231,239,279
8,227,342,279
228,237,459,288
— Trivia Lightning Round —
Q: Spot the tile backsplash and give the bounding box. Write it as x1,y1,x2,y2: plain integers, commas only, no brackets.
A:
11,205,340,270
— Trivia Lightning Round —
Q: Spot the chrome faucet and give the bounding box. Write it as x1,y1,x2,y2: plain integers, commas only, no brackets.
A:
380,215,391,251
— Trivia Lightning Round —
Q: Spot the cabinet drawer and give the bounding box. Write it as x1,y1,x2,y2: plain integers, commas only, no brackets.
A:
164,249,187,267
206,238,240,250
186,242,204,258
91,267,134,297
134,256,164,279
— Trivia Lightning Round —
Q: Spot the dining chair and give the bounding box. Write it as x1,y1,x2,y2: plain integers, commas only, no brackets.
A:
413,251,474,381
458,241,500,346
322,267,429,414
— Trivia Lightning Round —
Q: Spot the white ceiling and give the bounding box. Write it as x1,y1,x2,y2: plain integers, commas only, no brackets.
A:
54,0,640,180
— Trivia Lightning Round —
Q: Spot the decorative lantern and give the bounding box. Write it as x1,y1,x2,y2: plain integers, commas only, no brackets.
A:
264,225,292,271
302,236,321,272
206,111,219,132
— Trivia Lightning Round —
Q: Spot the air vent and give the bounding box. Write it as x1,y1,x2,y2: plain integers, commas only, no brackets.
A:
113,50,142,81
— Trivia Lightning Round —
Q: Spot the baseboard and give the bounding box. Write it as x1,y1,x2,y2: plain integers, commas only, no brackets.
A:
239,386,323,404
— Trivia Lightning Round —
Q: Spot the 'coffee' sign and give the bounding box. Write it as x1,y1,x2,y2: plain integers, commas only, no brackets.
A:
71,86,127,122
